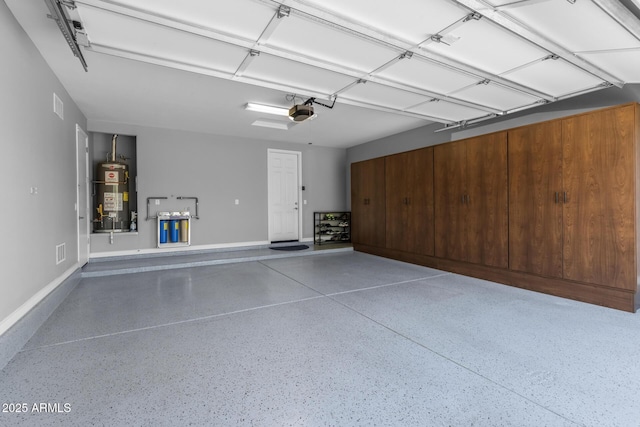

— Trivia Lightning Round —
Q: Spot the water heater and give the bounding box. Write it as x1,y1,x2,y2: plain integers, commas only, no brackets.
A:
94,134,130,232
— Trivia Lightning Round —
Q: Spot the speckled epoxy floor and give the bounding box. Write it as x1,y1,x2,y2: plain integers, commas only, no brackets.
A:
2,251,640,426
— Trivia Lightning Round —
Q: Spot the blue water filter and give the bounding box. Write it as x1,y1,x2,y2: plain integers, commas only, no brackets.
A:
169,220,180,242
159,220,168,243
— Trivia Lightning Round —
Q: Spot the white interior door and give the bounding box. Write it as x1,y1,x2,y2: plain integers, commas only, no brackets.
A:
268,149,301,242
76,124,90,265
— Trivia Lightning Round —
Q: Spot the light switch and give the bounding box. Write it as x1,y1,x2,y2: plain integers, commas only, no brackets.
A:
235,199,239,205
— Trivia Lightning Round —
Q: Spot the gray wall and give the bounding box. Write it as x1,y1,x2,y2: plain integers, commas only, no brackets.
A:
346,85,640,209
2,3,87,327
1,0,345,331
88,121,347,254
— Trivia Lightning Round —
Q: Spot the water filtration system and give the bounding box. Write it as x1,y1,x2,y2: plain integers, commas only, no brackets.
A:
157,212,191,247
94,134,130,232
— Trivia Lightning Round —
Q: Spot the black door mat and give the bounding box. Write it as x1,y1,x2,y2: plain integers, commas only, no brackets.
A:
269,245,309,251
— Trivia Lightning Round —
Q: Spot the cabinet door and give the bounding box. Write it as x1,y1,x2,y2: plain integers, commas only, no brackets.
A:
385,152,409,252
435,141,467,261
562,105,636,289
466,132,509,268
385,148,435,255
508,122,563,277
409,147,435,256
351,158,386,248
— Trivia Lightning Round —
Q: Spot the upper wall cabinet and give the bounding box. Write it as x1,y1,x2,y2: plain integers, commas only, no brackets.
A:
385,148,435,256
351,157,386,248
434,132,508,268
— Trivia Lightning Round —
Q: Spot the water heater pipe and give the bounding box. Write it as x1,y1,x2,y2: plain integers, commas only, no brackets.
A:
111,134,118,162
177,196,200,219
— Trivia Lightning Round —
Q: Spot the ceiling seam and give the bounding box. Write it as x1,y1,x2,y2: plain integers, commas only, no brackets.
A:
450,0,624,87
255,0,556,101
75,0,507,119
85,42,452,124
592,0,640,43
74,0,629,125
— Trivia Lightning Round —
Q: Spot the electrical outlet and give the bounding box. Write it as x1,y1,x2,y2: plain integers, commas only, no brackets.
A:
235,199,240,205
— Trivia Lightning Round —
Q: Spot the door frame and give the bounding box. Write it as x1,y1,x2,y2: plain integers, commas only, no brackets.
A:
267,149,302,242
76,124,90,265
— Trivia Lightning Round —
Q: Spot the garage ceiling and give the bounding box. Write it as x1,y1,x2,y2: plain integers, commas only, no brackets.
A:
6,0,640,147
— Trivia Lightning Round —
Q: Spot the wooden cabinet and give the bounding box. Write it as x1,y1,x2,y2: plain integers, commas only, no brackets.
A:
351,103,639,311
385,148,434,256
351,158,386,248
435,132,508,268
508,105,637,291
434,140,467,262
562,105,637,290
508,121,564,278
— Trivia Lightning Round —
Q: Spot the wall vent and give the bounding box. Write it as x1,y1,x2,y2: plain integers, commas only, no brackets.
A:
56,243,66,265
53,92,64,120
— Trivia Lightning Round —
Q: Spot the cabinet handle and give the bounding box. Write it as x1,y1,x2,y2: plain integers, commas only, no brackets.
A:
554,192,558,204
461,195,465,204
564,192,567,203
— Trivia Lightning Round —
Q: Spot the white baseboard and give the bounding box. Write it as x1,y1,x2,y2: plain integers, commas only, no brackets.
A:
0,264,80,337
90,238,317,259
89,240,272,259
